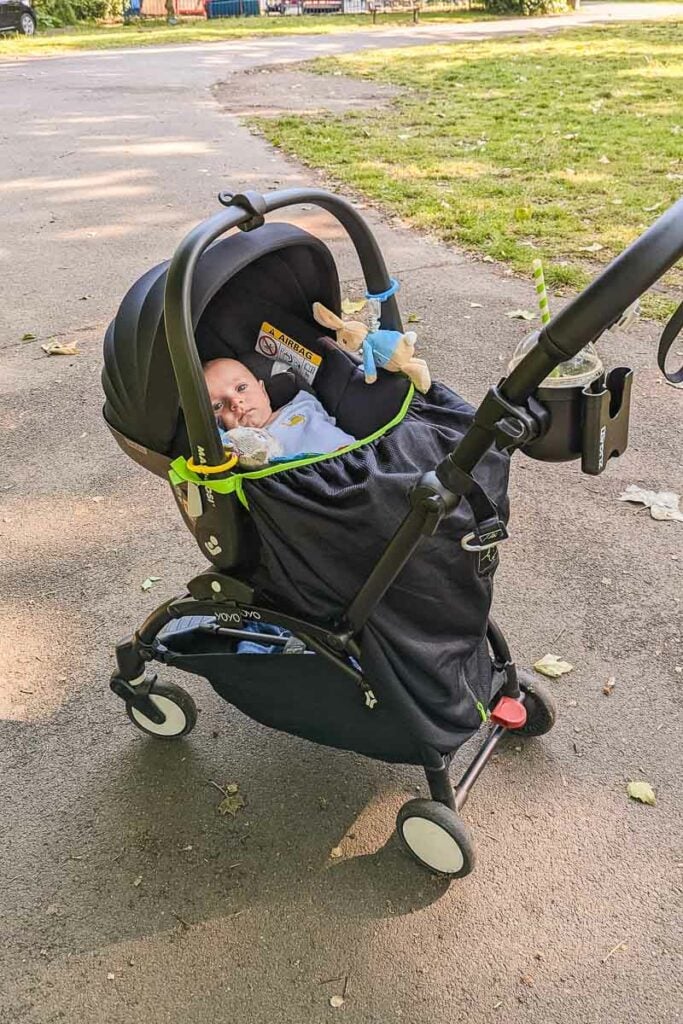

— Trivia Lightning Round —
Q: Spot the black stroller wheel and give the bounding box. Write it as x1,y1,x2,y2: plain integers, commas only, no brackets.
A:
126,681,197,740
397,799,475,877
517,670,557,737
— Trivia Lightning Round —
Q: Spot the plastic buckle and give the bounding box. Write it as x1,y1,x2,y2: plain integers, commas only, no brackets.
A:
474,384,548,452
461,519,509,552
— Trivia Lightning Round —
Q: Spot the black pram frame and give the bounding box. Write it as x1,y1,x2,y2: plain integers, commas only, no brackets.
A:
105,187,683,877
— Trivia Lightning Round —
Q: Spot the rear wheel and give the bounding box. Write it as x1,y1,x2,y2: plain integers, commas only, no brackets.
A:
397,799,475,877
126,681,197,739
517,670,557,737
19,12,36,34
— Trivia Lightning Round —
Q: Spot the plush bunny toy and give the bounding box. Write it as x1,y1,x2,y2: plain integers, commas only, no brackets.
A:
313,303,431,394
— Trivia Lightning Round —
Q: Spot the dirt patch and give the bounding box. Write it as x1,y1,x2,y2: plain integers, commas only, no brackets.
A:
213,67,402,118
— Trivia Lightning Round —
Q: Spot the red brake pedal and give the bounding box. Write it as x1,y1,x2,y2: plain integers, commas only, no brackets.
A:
490,696,527,730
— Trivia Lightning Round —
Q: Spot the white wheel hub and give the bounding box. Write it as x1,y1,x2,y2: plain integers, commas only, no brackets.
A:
401,816,465,874
131,694,187,737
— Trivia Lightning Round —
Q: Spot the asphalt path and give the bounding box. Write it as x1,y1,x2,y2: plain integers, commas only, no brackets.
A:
1,5,682,1022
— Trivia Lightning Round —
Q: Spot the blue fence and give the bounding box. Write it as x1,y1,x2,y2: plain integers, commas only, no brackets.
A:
206,0,260,16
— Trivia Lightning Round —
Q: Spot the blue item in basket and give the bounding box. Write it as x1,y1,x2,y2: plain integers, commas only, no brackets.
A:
236,621,311,655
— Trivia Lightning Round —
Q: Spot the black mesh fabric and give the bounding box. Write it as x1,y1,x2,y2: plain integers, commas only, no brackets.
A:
235,382,511,755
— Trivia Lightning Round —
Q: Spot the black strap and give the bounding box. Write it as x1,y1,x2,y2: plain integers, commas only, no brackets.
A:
442,464,508,546
658,300,683,385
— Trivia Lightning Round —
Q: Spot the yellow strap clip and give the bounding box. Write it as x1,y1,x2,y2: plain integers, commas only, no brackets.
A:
186,451,238,475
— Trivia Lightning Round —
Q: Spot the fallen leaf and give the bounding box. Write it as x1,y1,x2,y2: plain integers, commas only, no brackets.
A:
41,342,78,356
330,996,345,1008
514,205,532,221
133,876,142,887
627,781,656,806
330,846,343,859
482,255,495,263
218,793,245,817
341,298,366,315
225,783,239,795
107,972,115,981
644,201,664,213
21,332,36,341
602,676,616,696
578,242,605,253
618,485,683,523
533,654,574,678
141,576,162,591
505,309,537,321
601,940,628,963
598,154,611,164
469,302,483,308
92,496,104,503
563,132,578,140
407,312,422,323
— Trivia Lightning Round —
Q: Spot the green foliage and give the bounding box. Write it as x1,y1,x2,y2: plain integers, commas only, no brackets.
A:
481,0,568,13
36,0,78,26
35,0,117,25
71,0,111,19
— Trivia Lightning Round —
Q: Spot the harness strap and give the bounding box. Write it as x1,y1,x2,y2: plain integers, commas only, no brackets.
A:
443,464,509,550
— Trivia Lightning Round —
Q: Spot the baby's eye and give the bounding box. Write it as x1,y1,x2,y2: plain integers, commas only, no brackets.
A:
212,400,223,412
237,383,248,393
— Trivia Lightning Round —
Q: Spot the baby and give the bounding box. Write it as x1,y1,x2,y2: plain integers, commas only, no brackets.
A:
203,358,354,463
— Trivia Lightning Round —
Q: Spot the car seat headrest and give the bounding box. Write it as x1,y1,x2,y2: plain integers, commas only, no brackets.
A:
264,369,300,410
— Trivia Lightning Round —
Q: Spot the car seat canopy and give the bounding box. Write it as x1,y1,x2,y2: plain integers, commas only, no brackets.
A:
102,223,342,456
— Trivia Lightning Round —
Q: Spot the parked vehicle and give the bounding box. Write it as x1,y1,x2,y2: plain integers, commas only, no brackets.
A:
0,0,36,34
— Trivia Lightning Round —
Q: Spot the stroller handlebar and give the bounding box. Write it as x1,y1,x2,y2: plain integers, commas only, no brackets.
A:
164,188,402,469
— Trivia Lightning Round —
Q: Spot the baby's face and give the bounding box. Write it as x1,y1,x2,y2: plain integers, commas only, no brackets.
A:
203,359,272,431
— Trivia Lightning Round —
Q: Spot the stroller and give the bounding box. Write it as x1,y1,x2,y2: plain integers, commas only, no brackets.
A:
102,188,683,877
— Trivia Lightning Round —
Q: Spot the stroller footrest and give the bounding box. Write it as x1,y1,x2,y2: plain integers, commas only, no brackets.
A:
490,696,527,730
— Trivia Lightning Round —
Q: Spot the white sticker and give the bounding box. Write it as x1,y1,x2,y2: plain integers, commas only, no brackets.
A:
256,321,322,385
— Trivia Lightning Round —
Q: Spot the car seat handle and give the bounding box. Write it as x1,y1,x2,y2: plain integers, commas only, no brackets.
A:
164,188,403,469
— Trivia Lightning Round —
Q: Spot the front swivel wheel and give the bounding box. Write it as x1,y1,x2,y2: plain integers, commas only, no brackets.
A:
397,799,475,877
126,680,197,739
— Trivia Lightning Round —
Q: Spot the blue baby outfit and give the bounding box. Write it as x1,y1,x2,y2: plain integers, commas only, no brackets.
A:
267,391,354,457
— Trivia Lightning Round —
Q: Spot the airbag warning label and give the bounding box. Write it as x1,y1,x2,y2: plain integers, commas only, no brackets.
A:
256,322,322,384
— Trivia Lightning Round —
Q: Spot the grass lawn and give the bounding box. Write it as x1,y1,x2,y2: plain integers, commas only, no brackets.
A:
0,7,501,57
257,20,683,317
